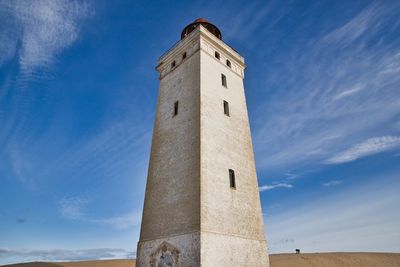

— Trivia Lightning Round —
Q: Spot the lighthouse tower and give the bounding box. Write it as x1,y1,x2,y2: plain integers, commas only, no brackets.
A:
136,19,270,267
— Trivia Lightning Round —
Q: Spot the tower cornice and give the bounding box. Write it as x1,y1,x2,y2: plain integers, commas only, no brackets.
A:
157,25,246,80
198,25,245,68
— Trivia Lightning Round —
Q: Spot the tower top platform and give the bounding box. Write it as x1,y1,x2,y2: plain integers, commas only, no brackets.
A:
181,18,222,40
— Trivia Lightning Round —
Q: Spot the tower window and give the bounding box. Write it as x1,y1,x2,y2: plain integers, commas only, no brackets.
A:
215,51,220,59
182,52,187,60
174,101,179,116
171,61,176,68
223,100,230,116
226,60,231,68
221,74,227,87
229,169,236,189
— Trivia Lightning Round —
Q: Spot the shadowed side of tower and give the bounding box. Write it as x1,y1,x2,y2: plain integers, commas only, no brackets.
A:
136,19,270,267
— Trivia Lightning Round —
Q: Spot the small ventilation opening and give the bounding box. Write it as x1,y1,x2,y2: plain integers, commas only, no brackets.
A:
223,100,230,116
226,60,231,68
229,169,236,189
215,51,220,59
174,101,179,116
221,74,227,87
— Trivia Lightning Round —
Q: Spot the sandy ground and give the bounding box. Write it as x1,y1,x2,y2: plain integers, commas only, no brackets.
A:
270,253,400,267
3,253,400,266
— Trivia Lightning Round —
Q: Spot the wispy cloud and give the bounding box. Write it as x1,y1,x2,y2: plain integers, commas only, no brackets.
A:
253,2,400,172
266,173,400,253
58,197,141,229
0,1,94,177
326,136,400,164
59,196,88,220
322,180,343,187
0,0,92,71
89,211,142,230
322,3,384,47
222,0,285,42
6,115,150,192
283,172,300,180
332,85,363,101
0,247,133,265
259,183,293,192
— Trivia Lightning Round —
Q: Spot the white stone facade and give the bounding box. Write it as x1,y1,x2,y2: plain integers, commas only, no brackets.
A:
136,25,270,267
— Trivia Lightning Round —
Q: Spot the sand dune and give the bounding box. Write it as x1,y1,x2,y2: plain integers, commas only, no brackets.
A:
2,253,400,267
270,253,400,267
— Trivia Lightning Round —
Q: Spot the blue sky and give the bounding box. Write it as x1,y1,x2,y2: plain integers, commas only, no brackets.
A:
1,0,400,264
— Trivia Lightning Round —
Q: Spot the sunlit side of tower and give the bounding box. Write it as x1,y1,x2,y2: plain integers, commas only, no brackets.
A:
136,19,270,267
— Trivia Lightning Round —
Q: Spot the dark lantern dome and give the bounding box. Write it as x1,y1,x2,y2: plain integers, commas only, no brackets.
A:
181,18,222,40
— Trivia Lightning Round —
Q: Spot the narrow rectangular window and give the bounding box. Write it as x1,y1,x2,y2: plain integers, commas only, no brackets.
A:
223,100,230,116
171,60,176,68
229,169,236,189
182,52,187,59
221,74,227,87
215,51,220,59
226,60,231,68
174,101,179,116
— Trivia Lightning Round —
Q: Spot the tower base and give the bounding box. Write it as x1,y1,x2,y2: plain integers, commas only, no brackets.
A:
201,231,270,267
136,231,200,267
136,231,270,267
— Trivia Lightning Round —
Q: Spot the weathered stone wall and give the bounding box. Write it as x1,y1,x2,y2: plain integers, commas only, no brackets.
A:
199,29,269,266
201,232,269,267
138,45,201,240
199,48,265,239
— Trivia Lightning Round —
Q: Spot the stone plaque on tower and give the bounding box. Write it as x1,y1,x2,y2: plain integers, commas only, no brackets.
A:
136,18,270,267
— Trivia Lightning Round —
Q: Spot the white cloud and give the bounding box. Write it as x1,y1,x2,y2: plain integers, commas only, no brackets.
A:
259,183,293,192
322,180,343,187
0,0,91,71
322,3,383,47
266,173,400,253
0,247,133,265
284,172,300,180
326,136,400,164
89,211,142,229
59,196,88,220
58,197,141,229
332,85,363,100
253,2,400,172
223,2,275,41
